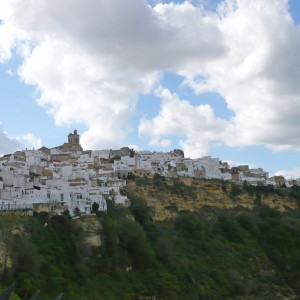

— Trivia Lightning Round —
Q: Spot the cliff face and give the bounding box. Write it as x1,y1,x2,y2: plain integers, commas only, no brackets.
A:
127,178,298,221
0,216,26,278
74,215,102,253
0,240,12,276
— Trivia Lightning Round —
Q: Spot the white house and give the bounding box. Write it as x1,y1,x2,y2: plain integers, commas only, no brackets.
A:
91,150,110,160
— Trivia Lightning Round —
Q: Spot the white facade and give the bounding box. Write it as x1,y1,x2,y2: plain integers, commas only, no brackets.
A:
114,195,129,206
91,150,110,159
113,156,135,173
249,168,269,179
0,171,14,187
89,193,107,211
78,153,93,163
62,165,73,178
1,143,290,215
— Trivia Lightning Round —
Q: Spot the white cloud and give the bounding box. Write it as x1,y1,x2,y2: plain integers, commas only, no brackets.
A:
0,124,43,155
17,133,43,150
0,124,21,155
0,0,225,151
127,144,140,152
6,68,13,76
139,87,227,157
0,22,17,62
180,0,300,152
0,0,299,155
140,0,300,156
274,168,300,180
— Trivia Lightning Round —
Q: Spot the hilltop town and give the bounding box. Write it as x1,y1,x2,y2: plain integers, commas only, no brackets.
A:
0,130,298,215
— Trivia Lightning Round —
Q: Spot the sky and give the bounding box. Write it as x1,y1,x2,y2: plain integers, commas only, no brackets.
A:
0,0,300,178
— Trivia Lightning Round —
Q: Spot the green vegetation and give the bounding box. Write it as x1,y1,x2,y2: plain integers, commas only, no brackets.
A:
1,182,300,298
0,286,21,300
245,183,286,197
135,174,197,200
289,185,300,202
91,202,99,213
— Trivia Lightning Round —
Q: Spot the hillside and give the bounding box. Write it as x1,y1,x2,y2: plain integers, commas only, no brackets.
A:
127,175,299,220
1,179,300,299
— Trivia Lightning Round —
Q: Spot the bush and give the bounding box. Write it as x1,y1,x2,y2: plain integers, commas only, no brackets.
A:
217,213,244,242
230,184,242,199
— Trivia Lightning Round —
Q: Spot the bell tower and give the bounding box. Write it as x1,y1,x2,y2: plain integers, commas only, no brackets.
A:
68,129,80,144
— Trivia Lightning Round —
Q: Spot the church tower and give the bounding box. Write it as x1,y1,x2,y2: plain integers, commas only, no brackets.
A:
54,129,82,152
68,130,80,144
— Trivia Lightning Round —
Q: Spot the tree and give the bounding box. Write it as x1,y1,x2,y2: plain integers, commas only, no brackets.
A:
129,149,135,157
92,202,99,212
129,195,153,227
74,207,80,216
62,209,71,218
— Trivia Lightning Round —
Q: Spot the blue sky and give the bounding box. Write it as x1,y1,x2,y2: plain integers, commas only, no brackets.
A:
0,0,300,178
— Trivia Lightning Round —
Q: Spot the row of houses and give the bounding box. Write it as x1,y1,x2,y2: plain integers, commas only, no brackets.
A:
113,150,287,186
0,130,298,214
0,130,129,215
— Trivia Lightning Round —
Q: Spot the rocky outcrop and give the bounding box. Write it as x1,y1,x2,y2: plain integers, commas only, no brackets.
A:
127,178,298,221
261,194,297,211
0,219,25,278
74,215,102,255
0,241,12,277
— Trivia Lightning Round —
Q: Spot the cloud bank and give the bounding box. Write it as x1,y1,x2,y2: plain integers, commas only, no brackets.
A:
0,0,299,157
0,124,43,155
0,124,21,155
